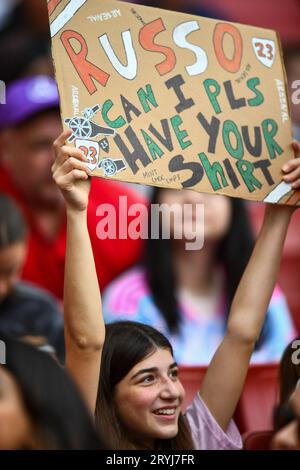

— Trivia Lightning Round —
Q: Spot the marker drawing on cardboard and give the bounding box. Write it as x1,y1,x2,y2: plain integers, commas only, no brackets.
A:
48,0,299,206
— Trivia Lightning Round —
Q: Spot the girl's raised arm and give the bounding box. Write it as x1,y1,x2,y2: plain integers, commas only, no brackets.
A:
52,130,105,413
200,141,300,431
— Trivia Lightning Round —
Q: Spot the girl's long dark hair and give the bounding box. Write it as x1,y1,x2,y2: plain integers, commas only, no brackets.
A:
144,188,270,348
1,334,104,450
95,321,194,450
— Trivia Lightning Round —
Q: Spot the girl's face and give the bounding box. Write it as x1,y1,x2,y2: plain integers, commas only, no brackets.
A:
114,348,185,448
157,189,232,243
271,388,300,450
0,367,34,450
271,420,300,450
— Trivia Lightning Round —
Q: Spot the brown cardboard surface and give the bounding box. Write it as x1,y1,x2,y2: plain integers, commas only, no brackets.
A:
48,0,300,205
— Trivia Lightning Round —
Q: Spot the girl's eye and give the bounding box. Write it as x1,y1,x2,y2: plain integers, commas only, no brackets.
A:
140,375,155,384
170,369,179,379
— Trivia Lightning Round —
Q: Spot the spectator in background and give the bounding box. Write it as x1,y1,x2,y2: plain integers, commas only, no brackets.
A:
0,0,50,39
278,337,300,405
0,31,53,84
272,379,300,450
0,194,64,362
0,335,104,450
0,0,21,34
0,75,145,300
0,0,54,84
103,187,295,365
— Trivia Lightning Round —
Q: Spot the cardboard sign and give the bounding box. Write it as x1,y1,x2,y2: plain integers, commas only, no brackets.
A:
48,0,300,205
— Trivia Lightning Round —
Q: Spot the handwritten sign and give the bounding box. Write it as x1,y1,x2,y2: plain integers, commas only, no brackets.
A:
48,0,300,205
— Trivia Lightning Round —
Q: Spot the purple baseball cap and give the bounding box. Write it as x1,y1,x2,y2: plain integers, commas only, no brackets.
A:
0,75,60,130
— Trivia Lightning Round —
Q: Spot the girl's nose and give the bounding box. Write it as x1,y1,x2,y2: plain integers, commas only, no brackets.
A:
159,377,181,400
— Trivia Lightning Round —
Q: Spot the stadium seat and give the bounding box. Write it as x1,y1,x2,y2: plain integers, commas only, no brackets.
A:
243,430,273,450
180,362,279,433
179,366,207,411
234,363,279,433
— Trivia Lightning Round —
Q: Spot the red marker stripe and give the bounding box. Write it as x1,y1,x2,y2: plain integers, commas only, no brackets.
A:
48,0,64,16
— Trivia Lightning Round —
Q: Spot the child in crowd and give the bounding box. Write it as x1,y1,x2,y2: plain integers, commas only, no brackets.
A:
0,194,64,361
53,130,300,450
0,335,103,450
278,337,300,405
272,376,300,450
103,188,295,365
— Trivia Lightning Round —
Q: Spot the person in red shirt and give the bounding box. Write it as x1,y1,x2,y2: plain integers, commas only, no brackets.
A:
0,75,145,300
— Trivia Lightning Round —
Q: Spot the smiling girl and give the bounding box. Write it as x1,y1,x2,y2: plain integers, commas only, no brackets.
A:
52,131,300,449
